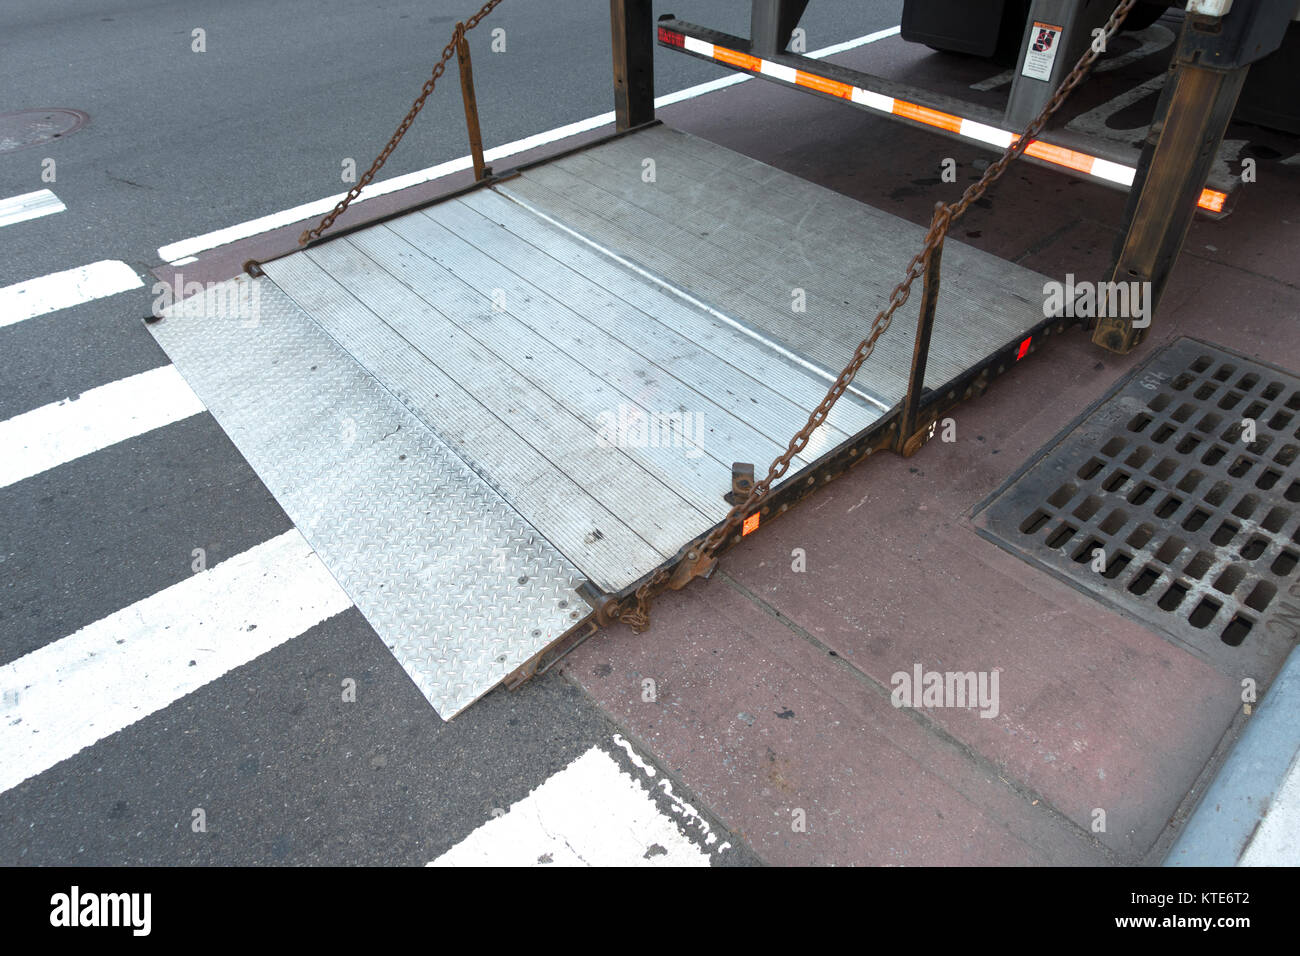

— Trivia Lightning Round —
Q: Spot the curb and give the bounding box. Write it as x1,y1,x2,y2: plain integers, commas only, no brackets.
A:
1165,645,1300,866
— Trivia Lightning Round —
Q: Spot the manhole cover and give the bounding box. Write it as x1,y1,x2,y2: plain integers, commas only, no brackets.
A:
976,338,1300,683
0,108,89,154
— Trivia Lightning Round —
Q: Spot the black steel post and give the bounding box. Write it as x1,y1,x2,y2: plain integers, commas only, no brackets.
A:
750,0,811,56
1091,55,1245,353
1093,1,1294,354
610,0,654,131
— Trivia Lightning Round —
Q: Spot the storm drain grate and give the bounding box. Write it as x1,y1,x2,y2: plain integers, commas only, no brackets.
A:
976,338,1300,681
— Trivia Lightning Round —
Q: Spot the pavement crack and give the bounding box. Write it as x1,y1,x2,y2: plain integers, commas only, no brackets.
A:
530,802,587,865
106,172,151,190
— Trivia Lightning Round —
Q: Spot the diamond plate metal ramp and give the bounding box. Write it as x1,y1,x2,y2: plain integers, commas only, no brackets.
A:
976,338,1300,686
150,276,586,717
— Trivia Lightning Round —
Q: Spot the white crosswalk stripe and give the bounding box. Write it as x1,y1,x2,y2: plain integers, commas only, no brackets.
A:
429,739,726,866
0,189,65,229
0,259,143,327
0,364,206,489
0,529,353,796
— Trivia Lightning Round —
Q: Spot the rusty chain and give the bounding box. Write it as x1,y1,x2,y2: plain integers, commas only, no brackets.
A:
619,0,1138,631
295,0,504,247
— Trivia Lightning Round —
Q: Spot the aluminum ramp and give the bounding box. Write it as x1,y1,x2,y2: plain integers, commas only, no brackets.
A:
150,124,1051,717
501,125,1044,404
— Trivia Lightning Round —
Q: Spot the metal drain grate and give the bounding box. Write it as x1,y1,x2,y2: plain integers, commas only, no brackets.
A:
976,338,1300,682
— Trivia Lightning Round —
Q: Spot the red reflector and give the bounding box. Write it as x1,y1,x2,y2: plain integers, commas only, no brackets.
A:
742,513,760,536
1016,338,1031,361
658,26,684,47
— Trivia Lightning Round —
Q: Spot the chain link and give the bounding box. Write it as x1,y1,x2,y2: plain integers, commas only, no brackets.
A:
296,0,504,247
620,0,1138,631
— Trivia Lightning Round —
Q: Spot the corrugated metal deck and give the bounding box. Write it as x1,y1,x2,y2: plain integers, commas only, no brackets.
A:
502,125,1047,404
151,124,1050,716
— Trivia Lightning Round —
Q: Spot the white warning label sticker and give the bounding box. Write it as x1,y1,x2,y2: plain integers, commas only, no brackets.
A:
1021,22,1064,82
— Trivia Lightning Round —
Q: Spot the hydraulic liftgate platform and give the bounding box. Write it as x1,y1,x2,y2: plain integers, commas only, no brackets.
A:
150,124,1067,716
147,5,1125,718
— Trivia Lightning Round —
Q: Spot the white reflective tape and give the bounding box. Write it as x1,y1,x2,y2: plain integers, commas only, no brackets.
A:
851,87,895,114
959,118,1016,149
760,59,798,83
1089,157,1137,186
683,36,714,57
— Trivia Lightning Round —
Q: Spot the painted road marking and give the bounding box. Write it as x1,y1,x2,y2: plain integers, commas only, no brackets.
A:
156,26,902,264
428,743,714,866
0,189,65,229
0,529,353,796
0,365,206,489
0,260,143,327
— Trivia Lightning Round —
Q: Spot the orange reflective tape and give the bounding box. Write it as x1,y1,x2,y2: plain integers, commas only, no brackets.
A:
892,100,963,134
1022,140,1095,175
687,40,1231,211
795,70,854,99
715,45,762,72
742,513,760,536
1197,188,1227,213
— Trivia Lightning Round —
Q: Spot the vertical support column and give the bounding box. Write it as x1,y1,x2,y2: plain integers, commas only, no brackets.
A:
751,0,785,56
899,204,946,456
456,27,490,181
1005,0,1111,131
1091,61,1247,353
1092,0,1294,353
610,0,654,131
751,0,812,57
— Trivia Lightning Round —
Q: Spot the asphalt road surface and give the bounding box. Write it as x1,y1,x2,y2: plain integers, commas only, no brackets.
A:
0,0,904,865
